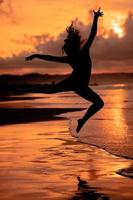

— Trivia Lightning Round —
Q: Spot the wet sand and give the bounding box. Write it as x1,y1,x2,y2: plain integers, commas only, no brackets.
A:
0,85,133,200
0,117,133,200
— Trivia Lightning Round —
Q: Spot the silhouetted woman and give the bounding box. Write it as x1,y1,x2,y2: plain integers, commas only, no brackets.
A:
26,8,104,134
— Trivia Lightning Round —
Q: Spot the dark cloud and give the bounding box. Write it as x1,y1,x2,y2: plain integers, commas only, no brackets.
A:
0,13,133,74
90,12,133,72
0,51,70,74
93,13,133,60
34,18,91,54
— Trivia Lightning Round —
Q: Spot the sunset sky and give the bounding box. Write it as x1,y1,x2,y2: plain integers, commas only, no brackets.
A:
0,0,133,74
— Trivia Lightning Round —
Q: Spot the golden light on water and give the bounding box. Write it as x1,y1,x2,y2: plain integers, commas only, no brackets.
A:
110,86,128,140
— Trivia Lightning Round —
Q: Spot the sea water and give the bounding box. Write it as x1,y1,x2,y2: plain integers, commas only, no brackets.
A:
1,83,133,160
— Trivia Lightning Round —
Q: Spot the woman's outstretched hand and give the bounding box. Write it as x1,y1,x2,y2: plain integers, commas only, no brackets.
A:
93,7,104,17
25,54,36,61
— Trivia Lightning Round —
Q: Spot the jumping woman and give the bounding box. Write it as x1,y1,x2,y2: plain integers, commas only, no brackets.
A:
25,8,104,134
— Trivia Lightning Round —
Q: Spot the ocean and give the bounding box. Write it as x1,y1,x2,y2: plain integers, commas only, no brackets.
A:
0,83,133,159
0,82,133,199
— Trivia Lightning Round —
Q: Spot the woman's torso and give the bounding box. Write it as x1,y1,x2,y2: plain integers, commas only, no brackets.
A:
68,50,92,86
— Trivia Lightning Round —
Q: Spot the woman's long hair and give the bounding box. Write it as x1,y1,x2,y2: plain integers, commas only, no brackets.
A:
62,23,82,55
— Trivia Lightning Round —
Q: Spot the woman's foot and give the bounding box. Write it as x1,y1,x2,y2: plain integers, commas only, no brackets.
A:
76,119,85,134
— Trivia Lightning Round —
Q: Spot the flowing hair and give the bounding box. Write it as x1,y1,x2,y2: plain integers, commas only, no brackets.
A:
62,23,82,55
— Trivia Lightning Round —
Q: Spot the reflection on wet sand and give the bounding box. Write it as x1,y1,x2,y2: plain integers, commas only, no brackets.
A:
0,84,133,199
0,120,133,200
71,176,110,200
71,87,133,159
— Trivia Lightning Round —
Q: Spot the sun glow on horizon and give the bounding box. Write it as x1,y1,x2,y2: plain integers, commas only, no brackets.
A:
111,21,125,37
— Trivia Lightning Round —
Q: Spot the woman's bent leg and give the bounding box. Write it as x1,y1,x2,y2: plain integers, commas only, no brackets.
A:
75,87,104,133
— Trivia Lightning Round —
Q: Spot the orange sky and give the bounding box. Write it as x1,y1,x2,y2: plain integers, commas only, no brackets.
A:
0,0,133,74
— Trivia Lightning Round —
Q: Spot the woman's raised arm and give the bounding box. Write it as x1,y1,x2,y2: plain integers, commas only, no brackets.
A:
83,8,103,50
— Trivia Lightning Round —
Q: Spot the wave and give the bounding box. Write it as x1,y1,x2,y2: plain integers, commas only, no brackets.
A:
69,119,133,179
69,118,133,160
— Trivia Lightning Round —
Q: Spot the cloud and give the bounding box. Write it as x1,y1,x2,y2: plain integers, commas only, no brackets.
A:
0,0,16,23
31,18,91,54
0,13,133,74
90,12,133,72
27,14,133,62
0,51,70,74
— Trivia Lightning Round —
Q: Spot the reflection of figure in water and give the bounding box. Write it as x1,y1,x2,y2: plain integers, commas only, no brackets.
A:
70,176,110,200
25,8,104,134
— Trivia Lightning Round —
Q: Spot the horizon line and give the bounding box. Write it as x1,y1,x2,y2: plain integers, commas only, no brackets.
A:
0,72,133,76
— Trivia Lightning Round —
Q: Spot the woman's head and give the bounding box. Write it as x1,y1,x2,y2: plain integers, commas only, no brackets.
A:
62,23,81,55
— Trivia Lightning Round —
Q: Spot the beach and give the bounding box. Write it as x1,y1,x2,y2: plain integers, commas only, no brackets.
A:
0,83,133,200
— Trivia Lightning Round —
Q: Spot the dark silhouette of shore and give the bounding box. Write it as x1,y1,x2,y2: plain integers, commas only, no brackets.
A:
0,73,132,85
0,72,133,96
0,108,84,125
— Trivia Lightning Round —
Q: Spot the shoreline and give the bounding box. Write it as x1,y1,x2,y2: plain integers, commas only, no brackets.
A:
0,115,133,199
79,140,133,179
0,87,133,200
68,117,133,180
78,139,133,161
